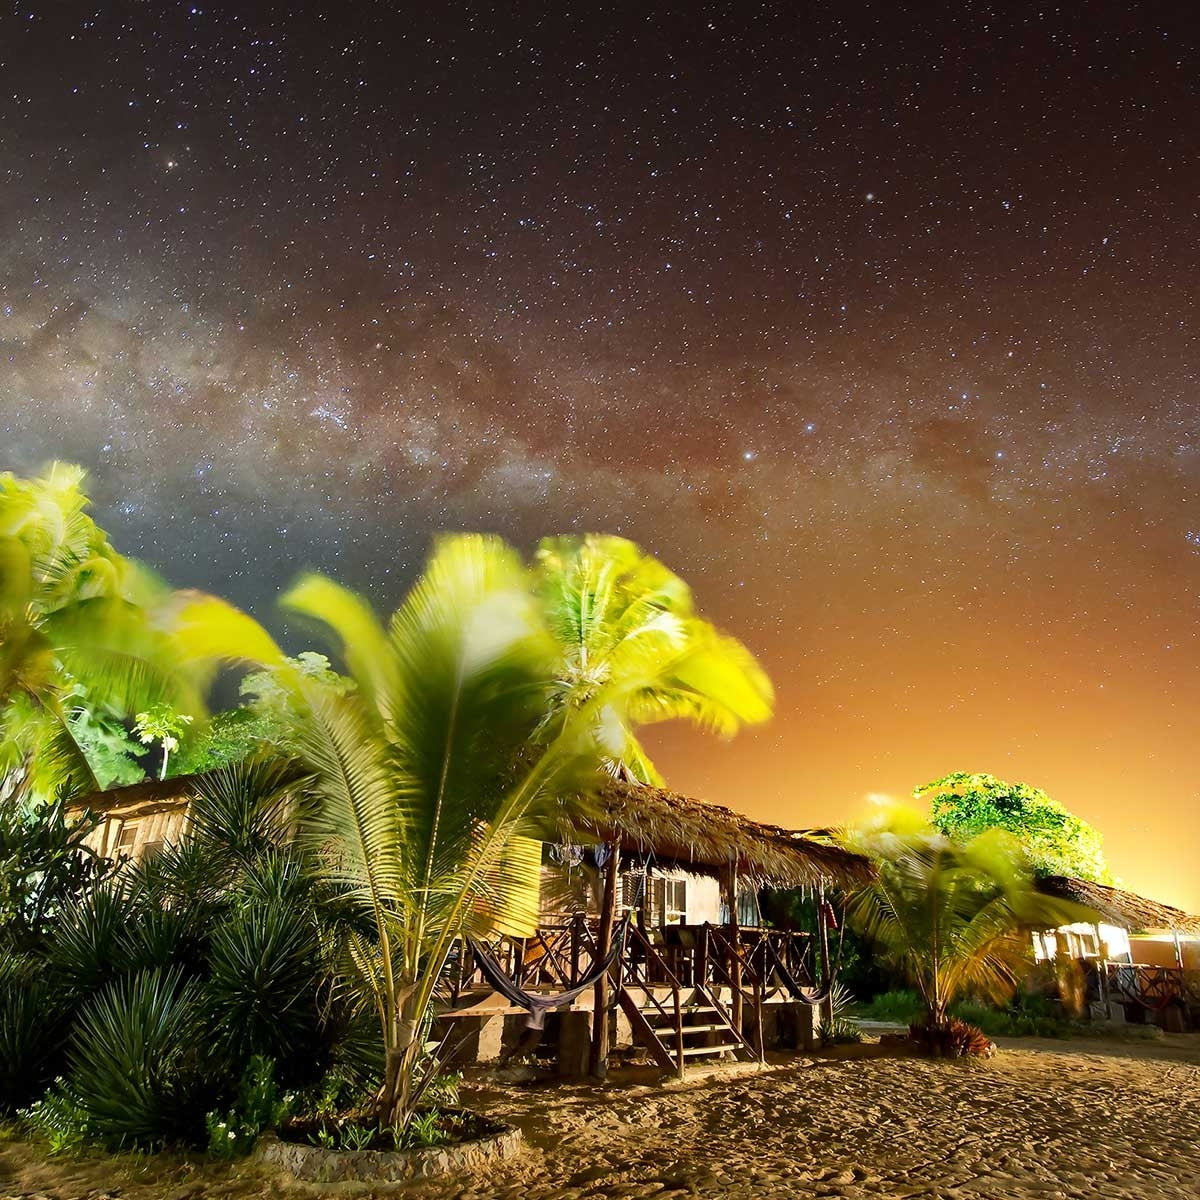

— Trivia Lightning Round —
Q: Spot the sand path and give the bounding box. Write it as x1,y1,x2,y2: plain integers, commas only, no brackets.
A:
407,1037,1200,1200
2,1036,1197,1199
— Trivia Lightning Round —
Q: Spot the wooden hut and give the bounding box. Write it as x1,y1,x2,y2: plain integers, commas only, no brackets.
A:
1033,875,1200,1029
74,775,195,861
446,777,874,1076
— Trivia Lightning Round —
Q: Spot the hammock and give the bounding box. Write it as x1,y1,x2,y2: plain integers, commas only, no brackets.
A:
761,932,836,1006
466,910,633,1030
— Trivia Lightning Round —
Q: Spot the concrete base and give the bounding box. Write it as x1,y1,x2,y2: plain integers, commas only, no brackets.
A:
256,1123,521,1183
764,1000,819,1051
556,1011,592,1076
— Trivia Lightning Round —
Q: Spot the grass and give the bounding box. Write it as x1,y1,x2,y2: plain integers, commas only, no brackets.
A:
855,988,1171,1041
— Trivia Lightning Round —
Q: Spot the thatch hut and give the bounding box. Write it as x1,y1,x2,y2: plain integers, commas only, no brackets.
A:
1032,876,1200,1029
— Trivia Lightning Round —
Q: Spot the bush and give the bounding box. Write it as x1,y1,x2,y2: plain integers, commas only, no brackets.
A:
0,953,70,1112
0,799,112,953
20,1088,90,1156
65,967,207,1148
859,989,923,1023
203,899,325,1081
205,1055,291,1160
909,1018,994,1058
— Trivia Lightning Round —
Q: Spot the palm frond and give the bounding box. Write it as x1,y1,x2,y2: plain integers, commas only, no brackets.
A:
282,573,399,725
295,686,406,915
170,590,286,669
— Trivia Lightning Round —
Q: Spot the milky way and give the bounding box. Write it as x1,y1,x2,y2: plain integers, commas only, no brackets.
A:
2,3,1198,905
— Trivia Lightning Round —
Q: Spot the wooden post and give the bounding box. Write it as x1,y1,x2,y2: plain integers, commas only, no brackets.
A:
722,862,744,1034
1094,923,1109,1010
589,844,621,1079
817,882,834,1027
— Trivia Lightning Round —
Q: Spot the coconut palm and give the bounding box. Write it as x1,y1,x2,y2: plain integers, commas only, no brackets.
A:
533,534,773,783
0,465,201,804
842,803,1080,1034
174,534,639,1125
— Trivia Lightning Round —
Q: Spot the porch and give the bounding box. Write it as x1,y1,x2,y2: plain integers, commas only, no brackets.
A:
439,915,834,1076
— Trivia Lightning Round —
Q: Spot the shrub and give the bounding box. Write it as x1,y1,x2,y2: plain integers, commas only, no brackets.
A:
66,967,206,1148
202,899,325,1081
859,989,923,1023
205,1055,291,1160
0,953,70,1112
20,1088,90,1156
909,1018,995,1058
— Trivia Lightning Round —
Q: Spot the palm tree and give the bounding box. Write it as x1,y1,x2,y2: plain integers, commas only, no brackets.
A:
175,534,638,1126
842,802,1079,1036
0,464,200,804
533,534,773,783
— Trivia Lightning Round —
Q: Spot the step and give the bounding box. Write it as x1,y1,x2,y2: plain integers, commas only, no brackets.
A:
642,1021,731,1035
638,1003,721,1016
679,1043,740,1057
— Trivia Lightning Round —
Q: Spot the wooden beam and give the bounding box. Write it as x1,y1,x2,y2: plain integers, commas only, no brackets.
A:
589,844,621,1079
817,881,834,1026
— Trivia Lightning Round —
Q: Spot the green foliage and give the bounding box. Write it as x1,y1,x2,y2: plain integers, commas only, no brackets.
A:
402,1109,450,1148
917,771,1112,883
65,967,206,1148
0,952,71,1111
20,1088,90,1156
859,989,924,1024
66,702,145,788
133,703,194,780
819,982,863,1044
843,800,1081,1031
0,463,203,805
0,798,112,952
172,709,270,774
534,534,773,783
205,1056,291,1160
5,756,347,1147
203,898,325,1074
951,999,1068,1039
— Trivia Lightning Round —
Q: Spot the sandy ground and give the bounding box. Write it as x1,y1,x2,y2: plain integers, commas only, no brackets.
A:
3,1034,1199,1200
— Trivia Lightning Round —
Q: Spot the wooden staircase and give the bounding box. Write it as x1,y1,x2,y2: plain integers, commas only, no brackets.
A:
616,926,757,1074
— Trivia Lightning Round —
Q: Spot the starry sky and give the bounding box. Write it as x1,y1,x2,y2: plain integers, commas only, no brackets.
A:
3,3,1199,909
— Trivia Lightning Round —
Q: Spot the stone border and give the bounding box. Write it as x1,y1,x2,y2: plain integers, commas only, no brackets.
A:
254,1120,522,1183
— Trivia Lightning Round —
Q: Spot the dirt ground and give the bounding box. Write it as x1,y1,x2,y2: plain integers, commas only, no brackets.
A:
4,1032,1199,1200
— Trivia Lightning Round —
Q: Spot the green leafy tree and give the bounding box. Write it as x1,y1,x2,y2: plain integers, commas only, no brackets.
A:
133,704,194,780
173,654,351,775
843,801,1080,1034
917,772,1112,882
534,534,773,782
0,464,200,803
66,699,145,789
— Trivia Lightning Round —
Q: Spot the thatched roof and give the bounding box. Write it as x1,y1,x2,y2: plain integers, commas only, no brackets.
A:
75,772,873,891
1036,876,1200,937
563,778,874,890
73,775,198,820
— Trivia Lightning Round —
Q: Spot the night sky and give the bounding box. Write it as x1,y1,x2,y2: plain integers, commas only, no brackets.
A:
3,3,1198,908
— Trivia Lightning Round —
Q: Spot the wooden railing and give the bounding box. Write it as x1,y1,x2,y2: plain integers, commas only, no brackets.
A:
617,923,755,1074
446,919,817,1007
1106,963,1200,1014
444,914,600,1004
